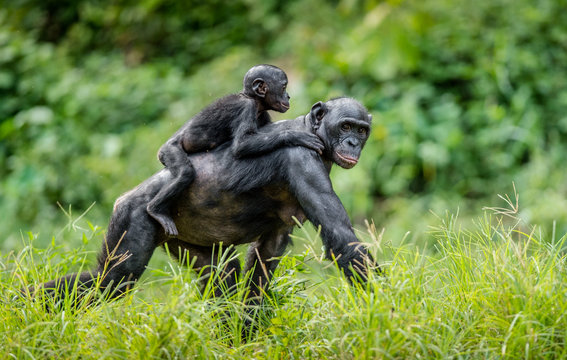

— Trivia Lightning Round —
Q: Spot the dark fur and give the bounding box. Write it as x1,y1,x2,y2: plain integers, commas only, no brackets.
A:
33,98,373,308
147,65,323,236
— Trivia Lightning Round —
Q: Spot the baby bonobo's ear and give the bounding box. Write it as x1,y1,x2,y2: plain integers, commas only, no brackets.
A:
252,78,267,98
309,101,327,131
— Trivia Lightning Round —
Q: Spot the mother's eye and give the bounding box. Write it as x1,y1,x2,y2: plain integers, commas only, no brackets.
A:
358,128,367,136
341,124,351,131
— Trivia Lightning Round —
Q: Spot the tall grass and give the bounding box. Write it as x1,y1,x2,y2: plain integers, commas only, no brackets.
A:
2,198,567,359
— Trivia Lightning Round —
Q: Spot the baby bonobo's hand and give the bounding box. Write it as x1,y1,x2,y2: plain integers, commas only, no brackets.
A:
290,132,325,155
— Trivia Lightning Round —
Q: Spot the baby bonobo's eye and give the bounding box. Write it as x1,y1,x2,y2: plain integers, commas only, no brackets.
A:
341,123,351,131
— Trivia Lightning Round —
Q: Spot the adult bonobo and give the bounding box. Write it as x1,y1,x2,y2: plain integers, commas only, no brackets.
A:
34,97,374,304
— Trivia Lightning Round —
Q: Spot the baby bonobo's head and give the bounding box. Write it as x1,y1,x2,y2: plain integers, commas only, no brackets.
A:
242,64,290,113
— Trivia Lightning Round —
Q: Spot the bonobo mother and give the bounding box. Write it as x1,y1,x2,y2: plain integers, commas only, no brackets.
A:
39,97,374,302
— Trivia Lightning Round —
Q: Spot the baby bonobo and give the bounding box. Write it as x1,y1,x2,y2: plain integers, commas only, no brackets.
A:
147,64,325,236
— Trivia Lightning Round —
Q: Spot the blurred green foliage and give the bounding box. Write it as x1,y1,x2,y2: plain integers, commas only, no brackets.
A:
1,0,567,249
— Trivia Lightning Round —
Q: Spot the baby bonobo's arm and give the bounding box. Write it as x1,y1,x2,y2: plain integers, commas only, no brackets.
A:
231,107,324,158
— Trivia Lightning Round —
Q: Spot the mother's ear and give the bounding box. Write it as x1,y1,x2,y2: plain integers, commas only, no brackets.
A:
309,101,327,131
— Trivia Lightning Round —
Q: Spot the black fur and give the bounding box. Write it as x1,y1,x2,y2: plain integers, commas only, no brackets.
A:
32,98,373,310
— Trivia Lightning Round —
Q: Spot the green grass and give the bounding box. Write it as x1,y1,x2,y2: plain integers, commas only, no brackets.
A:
2,205,567,359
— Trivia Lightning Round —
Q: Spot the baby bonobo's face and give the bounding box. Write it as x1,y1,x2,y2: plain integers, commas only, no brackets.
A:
266,70,290,113
243,65,291,113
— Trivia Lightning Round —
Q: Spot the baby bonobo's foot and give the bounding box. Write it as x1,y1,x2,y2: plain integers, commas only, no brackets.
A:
147,206,179,237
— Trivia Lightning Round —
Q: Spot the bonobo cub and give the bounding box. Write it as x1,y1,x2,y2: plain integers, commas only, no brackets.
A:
147,64,324,236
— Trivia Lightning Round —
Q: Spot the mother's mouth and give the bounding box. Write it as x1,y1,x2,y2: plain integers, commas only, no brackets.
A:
335,152,358,166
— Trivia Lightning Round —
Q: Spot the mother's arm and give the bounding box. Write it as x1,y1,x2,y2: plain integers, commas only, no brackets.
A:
286,148,371,281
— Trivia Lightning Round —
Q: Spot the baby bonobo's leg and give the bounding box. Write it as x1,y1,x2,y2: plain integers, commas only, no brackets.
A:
147,141,197,237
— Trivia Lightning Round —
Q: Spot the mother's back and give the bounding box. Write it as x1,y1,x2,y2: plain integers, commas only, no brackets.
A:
113,141,302,248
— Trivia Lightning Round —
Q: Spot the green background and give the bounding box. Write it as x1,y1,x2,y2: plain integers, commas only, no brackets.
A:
1,0,567,250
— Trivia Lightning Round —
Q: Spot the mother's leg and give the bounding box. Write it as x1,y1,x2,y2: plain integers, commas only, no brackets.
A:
244,228,292,303
37,202,160,302
164,239,241,298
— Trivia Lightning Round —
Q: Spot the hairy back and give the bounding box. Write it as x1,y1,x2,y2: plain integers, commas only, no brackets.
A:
184,93,254,143
169,145,303,246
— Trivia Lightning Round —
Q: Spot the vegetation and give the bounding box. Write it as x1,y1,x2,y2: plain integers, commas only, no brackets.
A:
2,0,567,357
2,0,567,244
3,203,567,358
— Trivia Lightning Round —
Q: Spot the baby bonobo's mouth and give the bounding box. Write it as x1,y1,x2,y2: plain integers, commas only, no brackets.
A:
280,102,290,111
